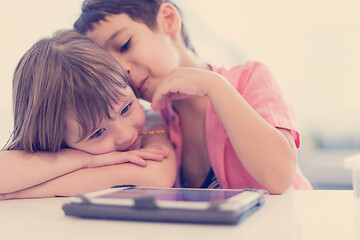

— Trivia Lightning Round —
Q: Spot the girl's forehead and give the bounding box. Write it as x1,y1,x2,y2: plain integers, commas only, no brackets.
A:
111,86,136,109
64,85,136,140
122,85,134,95
113,85,135,101
63,112,84,142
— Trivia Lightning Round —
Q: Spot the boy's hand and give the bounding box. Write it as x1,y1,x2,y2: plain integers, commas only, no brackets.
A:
151,67,225,110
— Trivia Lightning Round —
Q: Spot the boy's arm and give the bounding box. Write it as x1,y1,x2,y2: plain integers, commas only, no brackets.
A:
205,74,297,194
152,67,296,194
0,147,167,194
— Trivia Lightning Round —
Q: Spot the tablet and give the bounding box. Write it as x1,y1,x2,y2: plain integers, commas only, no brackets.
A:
62,186,265,225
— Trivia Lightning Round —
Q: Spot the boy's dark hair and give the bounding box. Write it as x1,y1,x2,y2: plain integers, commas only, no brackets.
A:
74,0,195,52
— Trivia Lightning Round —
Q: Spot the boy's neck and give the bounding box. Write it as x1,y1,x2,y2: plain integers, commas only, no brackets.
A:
178,45,210,70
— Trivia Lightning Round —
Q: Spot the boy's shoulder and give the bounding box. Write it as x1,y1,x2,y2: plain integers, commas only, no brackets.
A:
211,61,270,87
212,61,267,75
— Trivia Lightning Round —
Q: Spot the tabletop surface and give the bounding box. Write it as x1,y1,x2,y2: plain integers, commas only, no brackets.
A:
1,190,359,240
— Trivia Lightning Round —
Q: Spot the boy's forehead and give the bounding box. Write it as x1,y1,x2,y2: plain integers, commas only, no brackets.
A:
86,13,140,47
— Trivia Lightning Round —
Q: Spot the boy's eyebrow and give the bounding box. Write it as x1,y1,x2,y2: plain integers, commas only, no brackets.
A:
104,28,128,47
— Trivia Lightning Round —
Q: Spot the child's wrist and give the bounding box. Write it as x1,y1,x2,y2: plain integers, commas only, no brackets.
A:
206,72,228,95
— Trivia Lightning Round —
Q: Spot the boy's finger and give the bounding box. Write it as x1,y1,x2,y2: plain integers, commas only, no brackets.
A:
151,96,168,111
151,88,170,110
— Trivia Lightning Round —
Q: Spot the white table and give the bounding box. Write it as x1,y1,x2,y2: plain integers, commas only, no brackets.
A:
1,190,359,240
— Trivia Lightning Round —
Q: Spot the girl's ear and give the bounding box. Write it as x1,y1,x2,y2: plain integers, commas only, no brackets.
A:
156,3,182,35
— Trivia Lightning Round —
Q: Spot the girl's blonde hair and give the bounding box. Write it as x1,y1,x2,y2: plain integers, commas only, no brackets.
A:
6,29,132,152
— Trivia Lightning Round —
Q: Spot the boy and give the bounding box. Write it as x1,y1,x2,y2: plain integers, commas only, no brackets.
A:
74,0,312,194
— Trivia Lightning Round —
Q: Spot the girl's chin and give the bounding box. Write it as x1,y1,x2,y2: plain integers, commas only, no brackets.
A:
125,136,143,151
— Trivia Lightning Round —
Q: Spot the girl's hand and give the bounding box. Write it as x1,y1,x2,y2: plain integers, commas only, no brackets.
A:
60,146,169,169
86,145,169,168
151,67,223,110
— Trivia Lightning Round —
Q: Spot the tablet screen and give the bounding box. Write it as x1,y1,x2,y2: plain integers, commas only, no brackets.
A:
94,188,243,202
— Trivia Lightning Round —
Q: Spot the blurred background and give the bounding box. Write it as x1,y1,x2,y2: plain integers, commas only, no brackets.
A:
0,0,359,189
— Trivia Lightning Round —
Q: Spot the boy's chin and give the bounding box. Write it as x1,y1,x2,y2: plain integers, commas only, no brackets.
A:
140,93,152,103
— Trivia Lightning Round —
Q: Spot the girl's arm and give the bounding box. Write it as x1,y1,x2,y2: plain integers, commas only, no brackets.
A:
0,146,168,194
1,124,176,200
152,67,296,194
1,156,176,200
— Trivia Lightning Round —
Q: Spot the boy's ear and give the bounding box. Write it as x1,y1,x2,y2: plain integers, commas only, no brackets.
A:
157,3,182,35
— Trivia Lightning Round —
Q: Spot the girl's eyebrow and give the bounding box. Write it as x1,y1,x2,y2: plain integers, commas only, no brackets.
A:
109,102,126,120
79,121,103,143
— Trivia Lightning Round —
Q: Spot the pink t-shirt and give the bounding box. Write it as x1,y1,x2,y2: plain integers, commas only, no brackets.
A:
161,61,312,190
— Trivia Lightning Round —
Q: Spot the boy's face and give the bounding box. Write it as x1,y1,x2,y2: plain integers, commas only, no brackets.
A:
86,13,180,102
64,86,146,154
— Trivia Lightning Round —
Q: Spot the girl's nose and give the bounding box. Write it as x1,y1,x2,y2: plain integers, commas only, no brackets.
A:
113,125,137,151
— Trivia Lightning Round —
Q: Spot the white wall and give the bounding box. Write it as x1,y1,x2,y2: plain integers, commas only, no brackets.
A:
0,0,84,146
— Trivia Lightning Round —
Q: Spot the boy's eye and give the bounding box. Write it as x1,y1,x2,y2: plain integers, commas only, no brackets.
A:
120,38,132,52
121,102,133,115
90,128,105,139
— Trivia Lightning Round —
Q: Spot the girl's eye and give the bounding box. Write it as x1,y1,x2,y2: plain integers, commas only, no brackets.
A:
120,38,132,52
121,102,133,115
90,128,105,139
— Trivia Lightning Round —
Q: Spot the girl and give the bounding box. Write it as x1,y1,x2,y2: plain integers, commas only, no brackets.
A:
0,29,176,200
73,0,312,194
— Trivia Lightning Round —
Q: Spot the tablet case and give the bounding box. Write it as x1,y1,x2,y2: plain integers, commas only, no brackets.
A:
62,189,265,225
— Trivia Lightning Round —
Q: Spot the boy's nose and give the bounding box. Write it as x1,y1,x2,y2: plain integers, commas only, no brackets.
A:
121,63,135,82
112,54,132,75
122,62,132,75
117,58,132,74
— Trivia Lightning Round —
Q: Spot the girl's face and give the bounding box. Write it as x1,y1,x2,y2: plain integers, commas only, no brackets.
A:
64,86,146,154
86,13,180,102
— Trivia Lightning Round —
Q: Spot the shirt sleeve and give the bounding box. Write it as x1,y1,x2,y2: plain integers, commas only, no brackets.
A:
233,62,300,148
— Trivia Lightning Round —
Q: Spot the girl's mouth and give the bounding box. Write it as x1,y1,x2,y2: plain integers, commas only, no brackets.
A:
124,136,142,151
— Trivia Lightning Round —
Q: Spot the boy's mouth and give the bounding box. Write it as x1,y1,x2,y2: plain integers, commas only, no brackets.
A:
137,77,148,94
